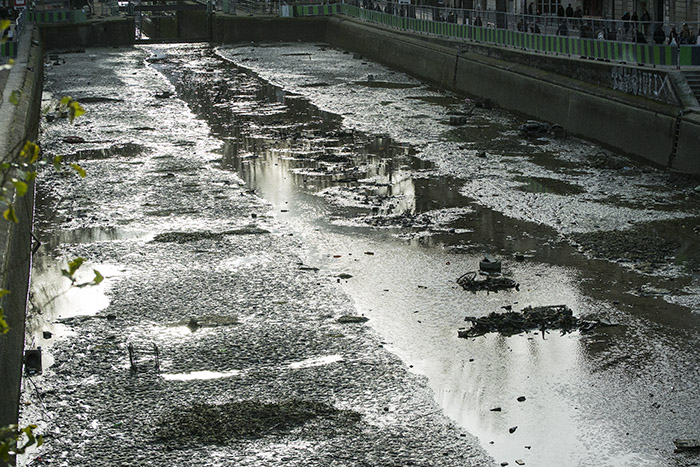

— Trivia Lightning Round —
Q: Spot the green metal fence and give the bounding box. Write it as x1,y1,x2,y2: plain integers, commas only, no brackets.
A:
293,2,698,67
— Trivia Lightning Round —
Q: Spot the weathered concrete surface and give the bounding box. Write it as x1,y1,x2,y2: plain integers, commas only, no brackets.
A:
326,17,698,175
39,16,134,50
0,26,42,428
213,16,328,43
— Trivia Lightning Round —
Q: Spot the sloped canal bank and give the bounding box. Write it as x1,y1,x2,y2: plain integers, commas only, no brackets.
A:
21,43,700,467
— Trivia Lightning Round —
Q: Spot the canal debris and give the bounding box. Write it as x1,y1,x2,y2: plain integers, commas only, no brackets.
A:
24,349,42,375
509,426,518,434
519,120,564,137
457,271,519,293
674,439,700,452
479,256,502,273
458,305,615,338
337,315,369,324
517,396,526,402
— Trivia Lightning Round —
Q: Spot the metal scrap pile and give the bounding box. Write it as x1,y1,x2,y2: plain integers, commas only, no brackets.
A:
457,271,520,293
458,305,608,338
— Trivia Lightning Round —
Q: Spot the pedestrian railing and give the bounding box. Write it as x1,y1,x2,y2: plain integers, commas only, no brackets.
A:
284,0,700,67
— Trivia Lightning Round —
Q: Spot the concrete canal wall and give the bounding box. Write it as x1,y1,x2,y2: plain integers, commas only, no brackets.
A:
0,26,43,428
325,17,700,175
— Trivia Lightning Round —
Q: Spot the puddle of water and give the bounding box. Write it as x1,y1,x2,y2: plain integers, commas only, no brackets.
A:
514,176,586,195
161,370,242,381
288,355,343,369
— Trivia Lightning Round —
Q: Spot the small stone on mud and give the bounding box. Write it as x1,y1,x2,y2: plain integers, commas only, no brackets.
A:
517,396,526,402
490,407,502,412
338,273,353,279
509,426,518,434
364,251,375,255
187,318,199,331
501,463,509,466
43,331,52,339
515,460,525,466
337,315,369,324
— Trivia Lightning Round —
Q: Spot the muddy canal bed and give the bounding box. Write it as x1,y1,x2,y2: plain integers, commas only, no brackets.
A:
20,48,490,466
21,43,700,467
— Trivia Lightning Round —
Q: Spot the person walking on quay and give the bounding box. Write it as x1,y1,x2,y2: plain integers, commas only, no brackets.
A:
565,3,573,18
557,3,564,17
668,25,679,45
640,8,650,35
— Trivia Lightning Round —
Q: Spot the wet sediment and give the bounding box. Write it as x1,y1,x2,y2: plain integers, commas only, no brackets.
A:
20,47,492,466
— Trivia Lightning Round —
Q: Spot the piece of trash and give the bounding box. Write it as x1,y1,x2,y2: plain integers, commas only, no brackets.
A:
187,318,199,332
337,315,369,324
479,256,502,273
517,396,526,402
501,463,509,466
24,348,42,375
519,120,551,136
338,273,353,279
154,91,173,99
457,271,519,293
63,135,85,144
509,426,518,434
459,305,613,338
674,439,700,452
43,331,52,339
449,116,468,126
490,407,502,412
364,251,375,255
515,460,525,466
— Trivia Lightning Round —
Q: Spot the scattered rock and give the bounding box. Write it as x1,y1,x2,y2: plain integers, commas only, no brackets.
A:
517,396,526,402
479,256,502,273
338,273,353,279
509,426,518,434
337,315,369,324
515,460,525,466
43,331,53,339
490,407,502,412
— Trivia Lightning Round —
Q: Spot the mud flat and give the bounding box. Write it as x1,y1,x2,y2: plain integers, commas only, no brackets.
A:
19,47,492,466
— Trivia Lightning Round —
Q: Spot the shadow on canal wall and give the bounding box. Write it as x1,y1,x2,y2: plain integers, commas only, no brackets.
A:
0,26,43,428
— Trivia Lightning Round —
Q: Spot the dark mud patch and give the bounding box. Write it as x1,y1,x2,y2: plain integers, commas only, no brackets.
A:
173,314,239,329
352,81,419,89
154,399,361,445
69,142,147,160
151,227,269,243
569,223,694,269
406,95,460,106
76,96,125,104
514,176,586,195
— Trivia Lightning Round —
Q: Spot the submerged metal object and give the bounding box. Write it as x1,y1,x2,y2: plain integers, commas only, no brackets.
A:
457,271,519,292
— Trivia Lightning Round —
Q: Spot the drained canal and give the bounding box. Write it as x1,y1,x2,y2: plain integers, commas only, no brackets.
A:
21,43,700,467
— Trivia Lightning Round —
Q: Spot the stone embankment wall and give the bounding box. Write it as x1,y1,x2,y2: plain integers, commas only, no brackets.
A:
0,26,43,428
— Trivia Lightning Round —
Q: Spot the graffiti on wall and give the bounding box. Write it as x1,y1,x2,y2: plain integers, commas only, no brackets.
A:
611,67,676,104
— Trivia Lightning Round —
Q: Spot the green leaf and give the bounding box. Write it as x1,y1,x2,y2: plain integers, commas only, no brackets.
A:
93,269,104,284
62,257,86,278
25,171,37,182
0,308,8,334
19,141,40,163
3,206,18,223
69,101,85,122
0,289,10,298
0,19,9,33
11,179,27,197
53,155,64,171
9,90,20,106
70,163,86,178
60,96,72,106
